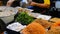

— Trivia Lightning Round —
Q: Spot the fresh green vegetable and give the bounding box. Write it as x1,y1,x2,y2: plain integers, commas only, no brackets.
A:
16,12,35,25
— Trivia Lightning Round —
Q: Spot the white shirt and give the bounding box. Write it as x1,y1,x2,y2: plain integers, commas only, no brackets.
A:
22,0,28,4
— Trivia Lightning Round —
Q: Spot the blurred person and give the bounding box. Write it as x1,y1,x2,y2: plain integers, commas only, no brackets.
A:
11,0,20,7
20,0,30,8
6,0,21,7
27,0,34,9
30,0,50,13
6,0,15,6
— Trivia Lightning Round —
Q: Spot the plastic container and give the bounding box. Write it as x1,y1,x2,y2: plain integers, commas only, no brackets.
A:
1,15,14,24
0,6,18,24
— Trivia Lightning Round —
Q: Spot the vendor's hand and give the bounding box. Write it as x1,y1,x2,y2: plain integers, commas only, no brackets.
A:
6,0,15,7
6,1,12,6
30,2,36,6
